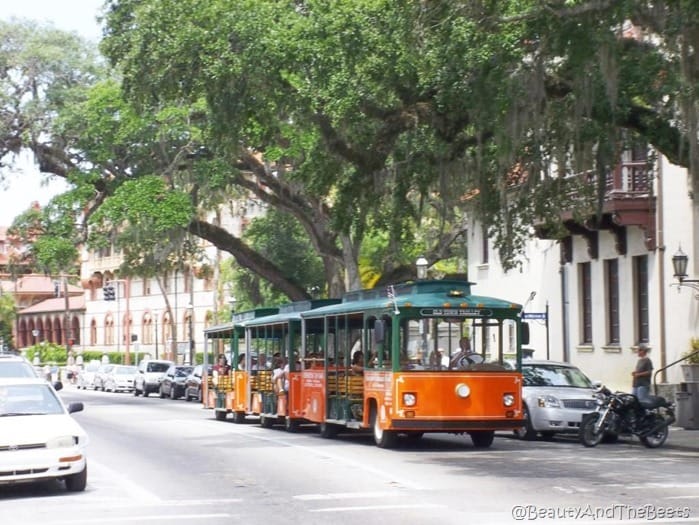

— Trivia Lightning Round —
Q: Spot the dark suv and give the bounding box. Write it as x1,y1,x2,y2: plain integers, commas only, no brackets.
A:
159,365,194,399
133,359,174,397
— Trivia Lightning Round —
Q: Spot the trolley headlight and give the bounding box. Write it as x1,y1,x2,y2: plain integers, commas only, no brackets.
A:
402,392,417,407
503,393,515,407
455,383,471,399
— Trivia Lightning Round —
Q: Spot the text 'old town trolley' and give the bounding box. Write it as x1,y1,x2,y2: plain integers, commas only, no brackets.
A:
204,279,528,448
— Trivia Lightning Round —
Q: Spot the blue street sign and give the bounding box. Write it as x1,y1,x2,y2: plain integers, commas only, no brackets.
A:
523,312,547,320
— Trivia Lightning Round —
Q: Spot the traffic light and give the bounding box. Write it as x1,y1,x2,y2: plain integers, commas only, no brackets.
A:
103,284,115,301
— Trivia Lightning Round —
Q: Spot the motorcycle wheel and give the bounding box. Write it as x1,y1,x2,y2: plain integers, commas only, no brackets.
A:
579,413,604,448
640,420,669,448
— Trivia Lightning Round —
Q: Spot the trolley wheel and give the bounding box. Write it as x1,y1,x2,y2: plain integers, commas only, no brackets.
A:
371,406,397,449
233,411,246,424
260,414,274,428
319,422,340,439
469,430,495,448
214,409,227,421
284,417,300,433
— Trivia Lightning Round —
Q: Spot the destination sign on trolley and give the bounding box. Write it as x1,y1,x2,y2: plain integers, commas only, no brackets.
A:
420,308,492,317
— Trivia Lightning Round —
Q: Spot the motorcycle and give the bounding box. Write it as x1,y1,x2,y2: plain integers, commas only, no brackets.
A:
579,385,675,448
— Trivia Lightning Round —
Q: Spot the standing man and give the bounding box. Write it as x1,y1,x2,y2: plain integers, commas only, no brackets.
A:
631,344,653,401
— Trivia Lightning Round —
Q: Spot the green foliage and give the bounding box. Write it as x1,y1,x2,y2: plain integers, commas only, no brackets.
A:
233,209,325,307
25,342,69,365
89,176,195,276
0,294,16,350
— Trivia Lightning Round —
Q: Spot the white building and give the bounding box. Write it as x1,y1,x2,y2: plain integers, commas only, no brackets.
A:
467,152,697,392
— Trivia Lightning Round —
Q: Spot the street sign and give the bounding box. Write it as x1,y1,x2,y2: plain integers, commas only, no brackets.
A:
523,312,547,320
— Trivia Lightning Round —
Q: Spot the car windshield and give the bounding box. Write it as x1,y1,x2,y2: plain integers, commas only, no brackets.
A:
0,384,63,416
147,363,171,373
116,366,137,375
522,364,593,388
175,367,193,378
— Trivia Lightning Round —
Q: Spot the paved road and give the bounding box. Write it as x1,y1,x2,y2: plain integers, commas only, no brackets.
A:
1,387,697,525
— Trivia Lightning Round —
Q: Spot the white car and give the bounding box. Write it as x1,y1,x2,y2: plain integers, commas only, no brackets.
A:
0,377,88,491
77,361,101,390
133,359,174,397
103,365,138,393
515,360,597,440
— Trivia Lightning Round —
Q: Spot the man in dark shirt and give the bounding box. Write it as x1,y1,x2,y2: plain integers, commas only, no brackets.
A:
631,344,653,401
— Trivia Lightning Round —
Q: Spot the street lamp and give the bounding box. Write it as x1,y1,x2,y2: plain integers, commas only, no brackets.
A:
416,255,428,280
671,246,699,295
153,310,159,360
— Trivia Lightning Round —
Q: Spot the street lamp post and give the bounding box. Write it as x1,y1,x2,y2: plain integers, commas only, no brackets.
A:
671,246,699,296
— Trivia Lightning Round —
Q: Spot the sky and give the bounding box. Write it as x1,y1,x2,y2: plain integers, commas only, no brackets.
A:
0,0,106,226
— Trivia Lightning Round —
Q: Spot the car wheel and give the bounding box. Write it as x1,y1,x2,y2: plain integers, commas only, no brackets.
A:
513,404,537,441
185,390,192,402
65,465,87,492
142,388,149,397
159,386,166,399
170,386,177,400
133,386,140,396
197,389,202,403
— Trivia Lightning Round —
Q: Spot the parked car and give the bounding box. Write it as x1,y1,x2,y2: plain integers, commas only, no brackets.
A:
0,353,41,379
0,377,88,491
77,361,101,390
184,364,212,402
159,365,194,399
515,359,597,440
0,354,65,392
133,359,174,397
103,365,138,393
93,364,115,391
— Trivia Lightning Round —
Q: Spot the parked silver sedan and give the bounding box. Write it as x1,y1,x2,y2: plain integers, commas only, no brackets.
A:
103,365,138,393
515,360,597,440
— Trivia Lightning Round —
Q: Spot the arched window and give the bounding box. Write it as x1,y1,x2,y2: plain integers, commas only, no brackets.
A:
105,314,114,346
90,319,97,346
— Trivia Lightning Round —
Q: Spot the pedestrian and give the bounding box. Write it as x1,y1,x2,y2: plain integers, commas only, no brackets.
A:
631,343,653,401
212,354,231,387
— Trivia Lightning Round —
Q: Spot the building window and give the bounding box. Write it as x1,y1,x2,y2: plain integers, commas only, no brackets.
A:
105,315,114,346
90,319,97,346
605,259,620,345
634,255,649,344
579,262,592,344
